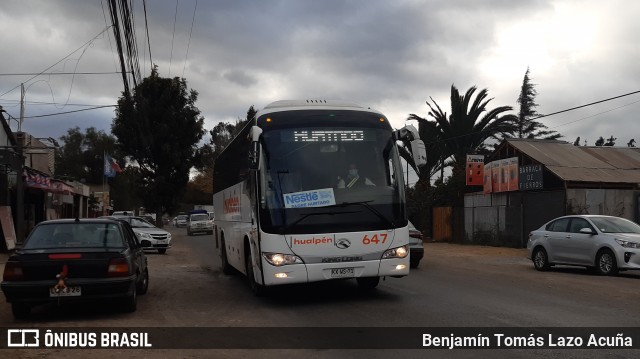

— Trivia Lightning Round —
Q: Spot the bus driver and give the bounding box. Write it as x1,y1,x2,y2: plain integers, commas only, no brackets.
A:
336,163,375,188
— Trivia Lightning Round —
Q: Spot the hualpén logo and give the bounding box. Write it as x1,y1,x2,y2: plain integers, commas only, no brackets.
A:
335,238,351,249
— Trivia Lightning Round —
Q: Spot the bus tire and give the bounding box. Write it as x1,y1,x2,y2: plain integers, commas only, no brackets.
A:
246,251,267,297
356,277,380,290
220,238,233,275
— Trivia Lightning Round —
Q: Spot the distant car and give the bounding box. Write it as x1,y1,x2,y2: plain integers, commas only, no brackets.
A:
104,215,172,254
112,211,134,216
1,218,149,319
187,212,213,236
408,220,424,268
175,215,188,228
527,215,640,275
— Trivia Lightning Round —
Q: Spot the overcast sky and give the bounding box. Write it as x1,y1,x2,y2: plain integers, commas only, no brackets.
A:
1,0,639,152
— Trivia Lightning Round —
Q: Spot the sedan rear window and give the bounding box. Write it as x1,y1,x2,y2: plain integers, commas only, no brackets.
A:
547,218,570,232
23,223,125,249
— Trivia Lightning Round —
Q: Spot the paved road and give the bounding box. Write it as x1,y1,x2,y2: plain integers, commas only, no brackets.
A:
1,226,639,358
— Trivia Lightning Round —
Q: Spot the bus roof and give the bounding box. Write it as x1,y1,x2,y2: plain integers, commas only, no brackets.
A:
259,100,383,117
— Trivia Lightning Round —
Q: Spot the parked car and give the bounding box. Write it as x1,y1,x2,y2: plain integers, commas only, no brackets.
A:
187,212,213,236
527,215,640,275
408,220,424,268
103,215,172,254
175,215,188,228
1,218,149,319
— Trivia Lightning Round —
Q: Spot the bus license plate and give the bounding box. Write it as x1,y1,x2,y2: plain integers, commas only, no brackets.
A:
331,268,355,278
49,286,81,297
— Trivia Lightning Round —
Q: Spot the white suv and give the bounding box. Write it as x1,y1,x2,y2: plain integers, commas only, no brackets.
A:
187,213,213,236
111,215,172,254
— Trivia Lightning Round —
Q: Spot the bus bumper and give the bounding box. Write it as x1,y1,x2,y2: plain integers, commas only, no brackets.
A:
261,257,409,286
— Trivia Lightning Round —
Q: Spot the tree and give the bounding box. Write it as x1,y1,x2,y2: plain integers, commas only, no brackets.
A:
427,85,517,172
424,85,518,206
573,136,581,146
54,127,119,184
197,105,257,171
111,66,206,220
515,67,562,140
595,136,605,146
400,115,445,186
604,136,616,146
628,139,636,147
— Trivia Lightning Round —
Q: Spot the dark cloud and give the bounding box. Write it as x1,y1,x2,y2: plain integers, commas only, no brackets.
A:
1,0,638,150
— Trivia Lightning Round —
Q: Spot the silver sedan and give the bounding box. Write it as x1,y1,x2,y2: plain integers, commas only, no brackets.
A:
527,215,640,275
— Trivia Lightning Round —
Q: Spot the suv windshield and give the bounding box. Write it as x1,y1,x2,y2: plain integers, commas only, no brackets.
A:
23,223,125,249
191,214,209,221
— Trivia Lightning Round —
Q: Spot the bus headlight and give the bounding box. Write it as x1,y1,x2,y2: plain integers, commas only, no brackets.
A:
263,252,303,266
382,245,408,259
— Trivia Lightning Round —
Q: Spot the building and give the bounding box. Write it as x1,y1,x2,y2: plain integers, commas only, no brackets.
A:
0,109,91,249
463,139,640,247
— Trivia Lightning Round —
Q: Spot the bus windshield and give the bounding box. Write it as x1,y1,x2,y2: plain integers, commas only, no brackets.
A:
259,120,406,234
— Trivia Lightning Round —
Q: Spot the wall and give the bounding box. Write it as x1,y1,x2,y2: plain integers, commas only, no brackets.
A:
566,188,638,221
464,190,565,247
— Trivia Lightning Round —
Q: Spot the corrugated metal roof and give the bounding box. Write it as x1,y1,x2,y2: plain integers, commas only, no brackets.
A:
505,139,640,184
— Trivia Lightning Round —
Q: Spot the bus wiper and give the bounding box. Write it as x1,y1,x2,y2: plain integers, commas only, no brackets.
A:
280,210,359,234
332,201,395,227
276,170,289,229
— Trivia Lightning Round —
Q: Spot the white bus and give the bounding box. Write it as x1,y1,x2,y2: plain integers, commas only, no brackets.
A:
213,100,426,295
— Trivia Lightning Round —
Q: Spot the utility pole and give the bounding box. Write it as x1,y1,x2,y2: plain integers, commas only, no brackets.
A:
16,83,25,243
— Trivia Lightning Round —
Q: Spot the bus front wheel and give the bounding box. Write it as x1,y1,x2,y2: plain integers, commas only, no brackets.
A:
246,252,267,297
356,277,380,290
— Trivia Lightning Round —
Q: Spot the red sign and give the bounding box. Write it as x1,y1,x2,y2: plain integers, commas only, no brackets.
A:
466,155,485,186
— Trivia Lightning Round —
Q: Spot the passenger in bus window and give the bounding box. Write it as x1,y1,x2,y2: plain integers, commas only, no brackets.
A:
336,163,375,188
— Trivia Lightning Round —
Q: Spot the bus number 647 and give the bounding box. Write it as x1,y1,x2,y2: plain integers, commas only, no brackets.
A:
362,233,388,245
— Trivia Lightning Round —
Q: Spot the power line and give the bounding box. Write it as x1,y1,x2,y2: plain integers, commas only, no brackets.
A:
182,0,198,78
0,72,124,76
0,100,114,107
169,0,179,77
410,89,640,147
550,98,640,131
21,105,116,119
100,0,120,72
531,89,640,121
0,27,112,98
143,0,153,72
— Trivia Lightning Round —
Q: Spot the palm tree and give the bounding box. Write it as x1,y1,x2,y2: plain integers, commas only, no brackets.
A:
427,85,517,175
398,116,444,186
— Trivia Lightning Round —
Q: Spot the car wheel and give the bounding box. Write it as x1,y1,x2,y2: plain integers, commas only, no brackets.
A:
246,250,266,296
122,286,137,313
410,259,420,269
158,248,167,254
220,239,233,275
356,277,380,290
596,249,618,276
11,303,31,319
533,247,550,271
137,269,149,295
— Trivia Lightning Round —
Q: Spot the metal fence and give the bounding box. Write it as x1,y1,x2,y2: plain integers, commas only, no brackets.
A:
461,190,565,248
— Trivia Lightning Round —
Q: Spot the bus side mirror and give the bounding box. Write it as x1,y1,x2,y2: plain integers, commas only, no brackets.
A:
248,126,262,171
394,125,427,174
411,139,427,168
